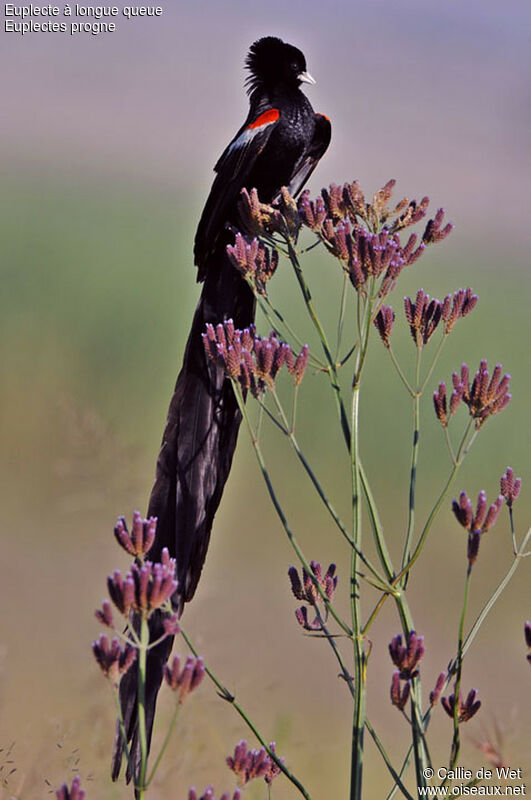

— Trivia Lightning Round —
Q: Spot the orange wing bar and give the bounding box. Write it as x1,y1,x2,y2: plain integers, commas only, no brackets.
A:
247,108,280,129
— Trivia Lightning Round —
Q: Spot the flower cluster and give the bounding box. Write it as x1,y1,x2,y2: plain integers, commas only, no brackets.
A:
389,631,425,711
500,467,522,508
298,179,453,297
56,777,85,800
288,561,338,631
442,288,478,333
452,490,503,565
389,631,425,680
114,511,157,557
442,689,481,723
163,654,205,703
300,179,433,234
203,320,309,397
226,740,282,787
377,288,477,352
226,233,278,295
322,219,423,296
92,634,136,687
434,360,511,429
188,789,241,800
107,548,178,616
404,289,444,347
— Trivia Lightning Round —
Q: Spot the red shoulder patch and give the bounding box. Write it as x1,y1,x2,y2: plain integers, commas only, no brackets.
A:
318,113,330,122
247,108,280,129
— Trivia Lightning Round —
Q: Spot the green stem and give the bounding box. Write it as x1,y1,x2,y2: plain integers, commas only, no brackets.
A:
462,527,531,658
400,348,422,582
366,720,415,800
286,239,337,370
395,420,478,583
419,333,448,395
409,677,429,791
336,272,350,362
313,605,356,700
387,346,415,397
257,294,324,369
444,566,472,783
348,289,374,800
179,626,311,800
146,704,180,787
444,426,456,464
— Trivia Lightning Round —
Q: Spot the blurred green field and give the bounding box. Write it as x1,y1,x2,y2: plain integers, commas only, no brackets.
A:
1,171,530,799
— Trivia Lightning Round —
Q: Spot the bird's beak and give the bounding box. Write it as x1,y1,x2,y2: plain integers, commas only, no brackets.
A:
298,71,316,85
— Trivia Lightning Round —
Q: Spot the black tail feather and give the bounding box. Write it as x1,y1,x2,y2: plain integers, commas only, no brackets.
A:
111,257,254,786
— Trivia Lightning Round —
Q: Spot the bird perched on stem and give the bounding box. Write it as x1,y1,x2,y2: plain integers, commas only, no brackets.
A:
112,35,331,787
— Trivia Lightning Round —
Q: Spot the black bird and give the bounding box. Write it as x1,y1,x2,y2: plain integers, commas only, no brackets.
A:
112,35,331,786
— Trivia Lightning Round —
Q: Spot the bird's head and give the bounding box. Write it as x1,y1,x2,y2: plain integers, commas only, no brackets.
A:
245,36,316,95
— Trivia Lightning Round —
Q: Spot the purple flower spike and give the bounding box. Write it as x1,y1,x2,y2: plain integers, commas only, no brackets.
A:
452,490,503,535
107,569,135,616
163,613,181,636
92,634,136,687
452,359,511,428
429,672,447,706
288,566,303,600
452,489,503,566
422,208,454,244
442,689,481,722
298,189,327,232
390,671,411,710
203,321,310,397
94,598,114,628
374,305,395,348
226,233,279,296
294,606,322,631
164,654,205,703
292,344,309,386
226,740,283,787
500,467,522,508
441,288,478,333
389,630,425,680
56,776,86,800
433,382,448,427
288,561,338,608
404,289,443,347
114,512,157,558
127,553,178,614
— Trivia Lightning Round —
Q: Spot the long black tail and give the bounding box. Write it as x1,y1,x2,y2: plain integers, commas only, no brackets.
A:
111,256,254,786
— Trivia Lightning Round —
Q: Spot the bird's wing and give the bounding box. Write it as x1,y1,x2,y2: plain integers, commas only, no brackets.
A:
194,107,281,280
286,113,332,198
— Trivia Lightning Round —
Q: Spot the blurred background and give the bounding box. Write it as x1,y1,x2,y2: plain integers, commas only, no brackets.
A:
1,1,530,797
